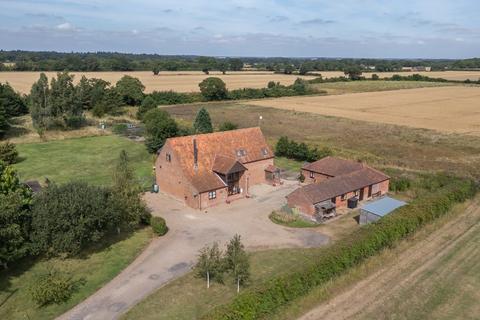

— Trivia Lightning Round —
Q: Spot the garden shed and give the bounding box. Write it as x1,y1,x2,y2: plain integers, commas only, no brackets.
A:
359,196,406,225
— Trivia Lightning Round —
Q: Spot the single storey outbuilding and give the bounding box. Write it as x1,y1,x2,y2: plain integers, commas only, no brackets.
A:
359,196,406,225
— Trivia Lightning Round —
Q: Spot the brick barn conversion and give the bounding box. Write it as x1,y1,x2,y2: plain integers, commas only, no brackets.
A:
287,157,390,219
155,127,279,209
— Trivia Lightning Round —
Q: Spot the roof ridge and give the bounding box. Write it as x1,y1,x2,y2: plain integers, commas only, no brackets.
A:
167,127,261,142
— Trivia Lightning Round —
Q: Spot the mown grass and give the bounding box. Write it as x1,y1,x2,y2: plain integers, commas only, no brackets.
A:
310,80,458,95
0,228,153,320
274,156,304,172
123,248,320,320
14,135,153,187
269,211,319,228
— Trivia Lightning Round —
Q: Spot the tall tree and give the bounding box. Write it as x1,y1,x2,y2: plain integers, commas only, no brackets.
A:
136,95,157,120
224,234,250,293
198,77,227,101
0,103,8,137
116,75,145,106
143,109,179,153
196,242,224,288
0,82,28,117
29,73,50,131
193,107,213,134
343,66,363,80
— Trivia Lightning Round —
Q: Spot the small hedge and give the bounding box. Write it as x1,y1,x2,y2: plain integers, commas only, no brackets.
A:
202,177,476,319
150,216,168,236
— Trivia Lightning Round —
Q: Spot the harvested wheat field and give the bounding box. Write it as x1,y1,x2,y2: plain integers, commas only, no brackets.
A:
247,86,480,135
317,71,480,81
0,71,315,94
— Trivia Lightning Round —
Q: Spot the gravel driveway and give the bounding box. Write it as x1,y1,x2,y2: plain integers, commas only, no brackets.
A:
58,180,329,320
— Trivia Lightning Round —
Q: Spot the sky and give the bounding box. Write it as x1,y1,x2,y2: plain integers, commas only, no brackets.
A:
0,0,479,59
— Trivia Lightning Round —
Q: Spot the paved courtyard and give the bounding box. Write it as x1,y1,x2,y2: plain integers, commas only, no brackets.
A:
59,180,329,320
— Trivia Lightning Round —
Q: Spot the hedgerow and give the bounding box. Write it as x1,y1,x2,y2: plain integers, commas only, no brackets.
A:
202,177,476,320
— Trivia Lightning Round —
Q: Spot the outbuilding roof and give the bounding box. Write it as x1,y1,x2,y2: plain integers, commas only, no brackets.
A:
165,127,273,193
302,156,364,177
361,196,407,217
288,166,389,204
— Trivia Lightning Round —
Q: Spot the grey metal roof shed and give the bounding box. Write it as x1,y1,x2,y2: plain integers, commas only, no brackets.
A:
359,196,406,225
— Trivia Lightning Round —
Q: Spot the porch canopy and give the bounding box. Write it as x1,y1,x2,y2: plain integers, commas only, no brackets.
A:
212,155,248,175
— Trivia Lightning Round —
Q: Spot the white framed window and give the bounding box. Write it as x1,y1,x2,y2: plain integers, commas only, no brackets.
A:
310,171,314,178
355,190,360,197
341,194,347,201
208,191,216,200
236,149,247,157
261,148,269,156
166,153,171,162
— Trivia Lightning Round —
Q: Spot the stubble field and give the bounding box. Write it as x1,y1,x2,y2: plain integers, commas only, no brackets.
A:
0,71,316,94
1,70,480,94
247,86,480,135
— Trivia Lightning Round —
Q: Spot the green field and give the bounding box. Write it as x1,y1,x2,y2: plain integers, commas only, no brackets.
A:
310,80,458,95
14,135,153,187
0,228,152,320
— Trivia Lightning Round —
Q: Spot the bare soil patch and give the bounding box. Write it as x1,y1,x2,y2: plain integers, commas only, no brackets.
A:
247,86,480,135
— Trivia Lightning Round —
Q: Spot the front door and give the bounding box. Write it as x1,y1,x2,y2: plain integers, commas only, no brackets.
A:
359,188,365,201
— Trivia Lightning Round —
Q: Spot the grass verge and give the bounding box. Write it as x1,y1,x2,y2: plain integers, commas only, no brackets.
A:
269,211,318,228
0,228,153,320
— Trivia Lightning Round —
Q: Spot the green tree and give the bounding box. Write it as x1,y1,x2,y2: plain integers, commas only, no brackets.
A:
111,150,150,230
0,190,32,269
275,136,290,157
92,87,123,117
344,66,363,80
0,82,28,117
0,141,19,164
50,72,83,127
196,242,224,288
198,77,227,101
228,58,243,71
292,78,308,95
30,182,118,256
299,63,311,75
75,76,110,110
0,103,8,137
194,107,213,134
29,73,50,132
136,95,157,119
0,160,31,199
218,121,238,131
224,234,250,293
284,65,294,74
152,65,160,75
116,75,145,105
143,109,179,153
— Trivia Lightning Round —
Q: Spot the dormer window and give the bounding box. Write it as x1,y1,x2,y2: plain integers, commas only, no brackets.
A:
261,148,269,156
236,149,247,157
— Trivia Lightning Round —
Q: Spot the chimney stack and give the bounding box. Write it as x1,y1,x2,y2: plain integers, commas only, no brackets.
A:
193,138,198,171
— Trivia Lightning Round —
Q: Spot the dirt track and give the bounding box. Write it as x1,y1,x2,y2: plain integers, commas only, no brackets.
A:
247,86,480,135
298,198,480,320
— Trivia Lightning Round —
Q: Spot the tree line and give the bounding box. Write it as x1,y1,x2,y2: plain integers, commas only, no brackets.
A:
2,51,479,72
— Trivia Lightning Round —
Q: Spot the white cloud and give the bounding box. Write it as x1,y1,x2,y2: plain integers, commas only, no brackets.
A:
56,22,74,30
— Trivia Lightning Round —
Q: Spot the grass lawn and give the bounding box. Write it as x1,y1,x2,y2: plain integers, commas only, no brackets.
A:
14,135,153,187
123,248,319,320
0,228,153,320
274,156,304,172
310,80,458,95
269,211,319,228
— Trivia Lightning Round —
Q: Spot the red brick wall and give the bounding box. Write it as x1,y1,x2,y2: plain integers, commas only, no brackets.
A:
301,169,332,184
244,158,274,191
286,191,316,216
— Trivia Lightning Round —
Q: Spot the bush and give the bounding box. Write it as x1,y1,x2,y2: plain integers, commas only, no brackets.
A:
150,216,168,236
64,115,86,129
218,121,238,131
390,177,411,192
30,182,120,256
112,123,128,135
29,269,76,306
150,90,200,105
0,141,19,164
275,136,333,162
202,176,476,319
199,77,228,101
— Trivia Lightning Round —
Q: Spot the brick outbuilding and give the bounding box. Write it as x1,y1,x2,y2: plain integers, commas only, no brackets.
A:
287,157,390,218
155,127,275,210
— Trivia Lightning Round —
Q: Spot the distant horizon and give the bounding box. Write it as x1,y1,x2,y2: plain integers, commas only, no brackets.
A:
1,1,479,59
1,49,477,61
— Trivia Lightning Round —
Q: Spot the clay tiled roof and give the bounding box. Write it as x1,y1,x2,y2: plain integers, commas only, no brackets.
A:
302,156,364,177
212,155,247,175
265,165,280,173
288,167,389,204
166,127,272,192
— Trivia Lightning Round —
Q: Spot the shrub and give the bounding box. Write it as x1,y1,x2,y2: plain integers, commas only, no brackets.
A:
275,136,332,162
150,216,168,236
150,90,200,105
29,269,76,306
202,176,476,319
0,141,19,164
112,123,128,135
64,115,86,129
218,121,238,131
143,109,179,154
390,177,411,192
